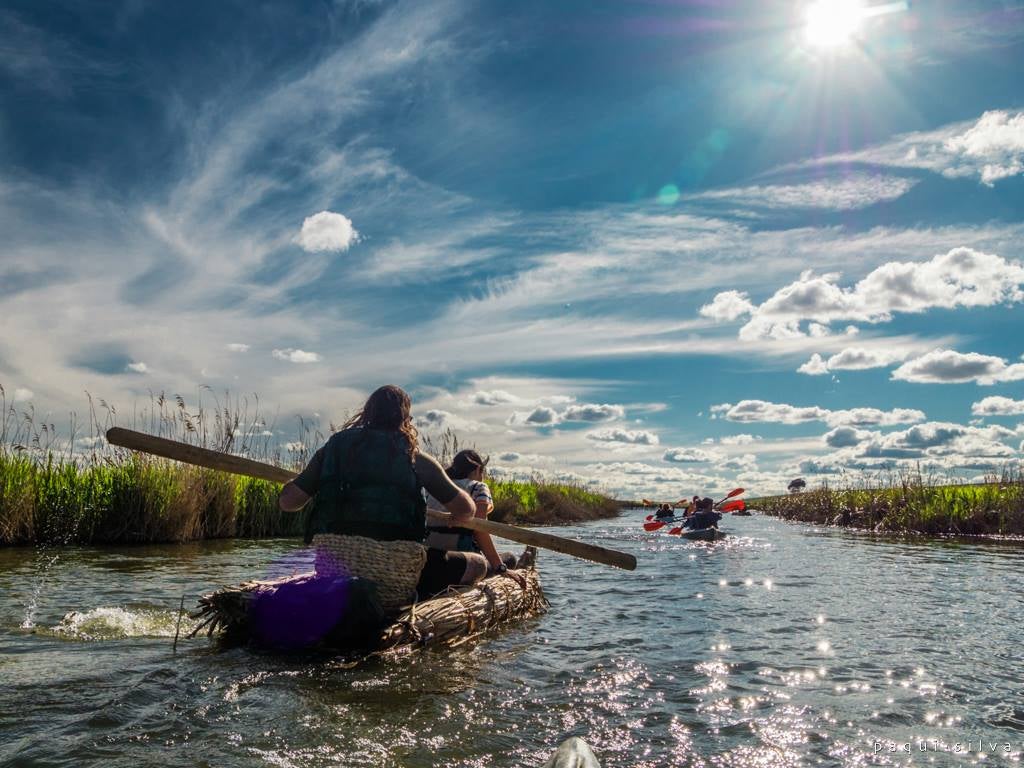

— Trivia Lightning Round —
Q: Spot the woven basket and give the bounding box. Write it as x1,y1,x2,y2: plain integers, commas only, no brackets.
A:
312,533,426,609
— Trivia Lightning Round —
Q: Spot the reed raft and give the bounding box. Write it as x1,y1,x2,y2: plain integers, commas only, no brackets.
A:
190,563,546,656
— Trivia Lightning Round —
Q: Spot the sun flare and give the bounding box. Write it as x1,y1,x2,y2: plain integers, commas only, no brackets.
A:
803,0,865,48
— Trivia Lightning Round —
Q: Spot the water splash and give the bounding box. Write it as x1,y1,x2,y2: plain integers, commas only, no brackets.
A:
40,606,198,641
20,551,61,630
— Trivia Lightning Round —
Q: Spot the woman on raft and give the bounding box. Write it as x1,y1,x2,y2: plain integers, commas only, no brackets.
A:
277,385,507,603
420,449,519,595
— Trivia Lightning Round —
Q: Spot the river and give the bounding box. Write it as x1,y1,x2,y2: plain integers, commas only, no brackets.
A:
2,513,1022,767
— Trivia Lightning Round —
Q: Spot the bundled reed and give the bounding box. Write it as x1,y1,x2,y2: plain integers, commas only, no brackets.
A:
190,564,547,656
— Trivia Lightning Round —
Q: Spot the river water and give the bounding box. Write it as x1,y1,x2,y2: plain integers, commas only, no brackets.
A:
2,513,1022,767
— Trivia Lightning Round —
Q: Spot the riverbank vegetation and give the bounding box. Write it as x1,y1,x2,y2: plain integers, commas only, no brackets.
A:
0,387,620,546
754,473,1024,536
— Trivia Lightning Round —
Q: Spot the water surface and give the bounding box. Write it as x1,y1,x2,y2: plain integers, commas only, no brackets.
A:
2,514,1022,766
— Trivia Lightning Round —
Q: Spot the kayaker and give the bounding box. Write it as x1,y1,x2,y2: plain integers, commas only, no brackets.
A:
421,449,518,594
683,495,699,517
685,497,721,530
655,503,674,520
277,385,477,606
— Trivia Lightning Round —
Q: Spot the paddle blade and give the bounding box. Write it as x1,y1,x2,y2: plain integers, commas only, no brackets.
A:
721,499,746,513
643,521,667,531
725,487,745,499
668,526,683,535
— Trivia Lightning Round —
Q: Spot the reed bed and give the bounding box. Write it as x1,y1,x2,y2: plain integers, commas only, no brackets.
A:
754,472,1024,536
0,388,620,546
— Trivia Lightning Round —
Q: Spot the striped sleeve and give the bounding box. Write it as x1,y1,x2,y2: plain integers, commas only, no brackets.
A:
466,480,493,505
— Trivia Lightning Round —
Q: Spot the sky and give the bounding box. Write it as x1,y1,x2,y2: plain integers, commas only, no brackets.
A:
2,0,1024,499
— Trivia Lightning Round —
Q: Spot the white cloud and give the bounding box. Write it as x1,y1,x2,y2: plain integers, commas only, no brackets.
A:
824,426,872,448
971,396,1024,416
719,434,761,445
226,343,250,353
272,348,322,364
943,111,1024,186
721,453,758,472
416,409,451,428
799,109,1024,187
891,349,1024,385
126,361,149,374
508,406,561,426
295,210,360,253
586,428,659,445
711,400,830,424
693,173,918,211
561,403,625,422
13,387,33,402
797,353,830,375
663,447,717,463
472,389,521,406
826,346,908,371
699,290,755,322
825,407,926,428
506,401,624,426
708,247,1024,340
415,408,485,432
798,345,914,376
712,399,924,427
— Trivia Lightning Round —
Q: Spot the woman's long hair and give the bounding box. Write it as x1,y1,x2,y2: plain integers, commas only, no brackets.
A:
342,385,419,457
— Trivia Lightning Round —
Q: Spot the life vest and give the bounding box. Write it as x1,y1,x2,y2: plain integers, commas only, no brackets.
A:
304,428,426,543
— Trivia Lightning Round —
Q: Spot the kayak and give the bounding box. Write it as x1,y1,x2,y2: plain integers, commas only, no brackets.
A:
679,527,727,541
190,557,546,657
543,737,601,768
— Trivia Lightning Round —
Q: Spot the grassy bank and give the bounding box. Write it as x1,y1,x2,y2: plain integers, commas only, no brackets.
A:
0,450,620,545
0,450,297,546
754,474,1024,536
490,479,621,525
0,395,620,545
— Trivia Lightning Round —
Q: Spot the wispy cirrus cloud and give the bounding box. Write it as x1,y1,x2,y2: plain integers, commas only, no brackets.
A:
692,173,918,211
794,109,1024,187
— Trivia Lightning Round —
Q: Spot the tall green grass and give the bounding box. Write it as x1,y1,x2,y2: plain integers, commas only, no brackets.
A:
754,472,1024,536
0,450,298,545
0,391,620,545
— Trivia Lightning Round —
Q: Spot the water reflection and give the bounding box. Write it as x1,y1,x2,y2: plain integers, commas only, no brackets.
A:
1,515,1023,766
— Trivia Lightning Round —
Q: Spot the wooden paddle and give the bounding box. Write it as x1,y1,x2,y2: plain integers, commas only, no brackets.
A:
106,427,637,571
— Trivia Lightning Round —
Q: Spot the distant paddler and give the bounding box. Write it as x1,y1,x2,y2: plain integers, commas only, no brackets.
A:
654,503,675,520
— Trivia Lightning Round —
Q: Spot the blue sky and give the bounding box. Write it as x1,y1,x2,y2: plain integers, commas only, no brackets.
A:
2,0,1024,497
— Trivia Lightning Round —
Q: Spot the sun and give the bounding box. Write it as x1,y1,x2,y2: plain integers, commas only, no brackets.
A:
803,0,865,48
